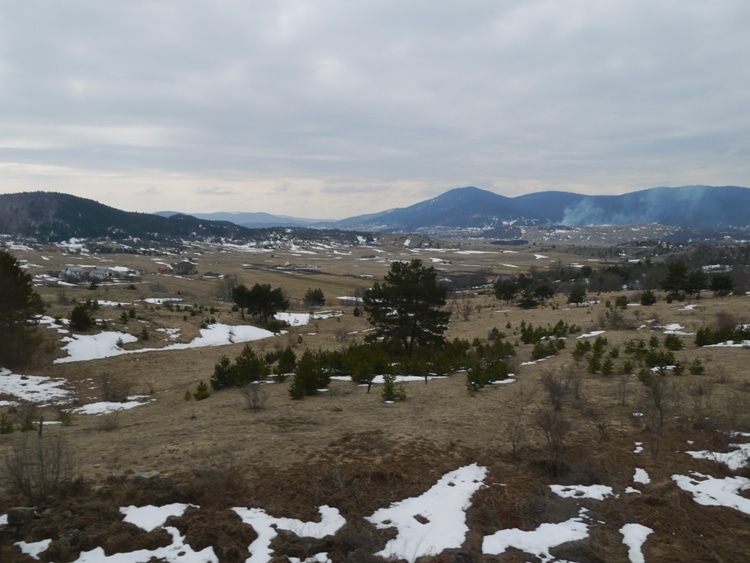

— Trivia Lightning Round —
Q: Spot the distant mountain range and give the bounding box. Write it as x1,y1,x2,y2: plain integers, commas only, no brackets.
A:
160,185,750,233
329,185,750,233
0,192,366,245
1,185,748,242
0,192,253,241
154,210,316,229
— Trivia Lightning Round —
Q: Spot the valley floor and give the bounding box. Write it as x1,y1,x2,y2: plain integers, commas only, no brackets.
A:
2,240,750,561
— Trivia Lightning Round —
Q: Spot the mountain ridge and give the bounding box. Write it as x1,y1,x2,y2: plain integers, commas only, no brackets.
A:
0,192,367,245
147,185,750,232
1,185,749,242
154,210,316,228
327,185,750,232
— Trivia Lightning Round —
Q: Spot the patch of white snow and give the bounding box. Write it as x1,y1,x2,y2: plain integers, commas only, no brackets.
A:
672,472,750,515
120,503,194,532
366,464,487,563
633,468,651,485
620,523,653,563
483,509,591,561
549,484,615,501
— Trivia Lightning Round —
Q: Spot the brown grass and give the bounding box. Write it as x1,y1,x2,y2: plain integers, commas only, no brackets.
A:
3,241,750,561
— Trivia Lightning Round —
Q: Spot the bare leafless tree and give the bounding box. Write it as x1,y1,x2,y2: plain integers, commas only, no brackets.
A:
215,274,242,302
462,298,472,321
534,408,571,475
100,373,131,403
615,374,630,406
506,414,526,460
584,404,611,440
688,381,713,415
725,390,750,427
241,383,269,410
562,366,584,400
540,370,569,411
4,434,77,501
639,374,681,460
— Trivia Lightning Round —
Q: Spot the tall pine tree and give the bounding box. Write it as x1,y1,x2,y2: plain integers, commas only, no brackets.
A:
363,259,451,356
0,250,45,367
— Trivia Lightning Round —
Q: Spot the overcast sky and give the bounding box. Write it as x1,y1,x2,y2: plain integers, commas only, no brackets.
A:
1,1,748,219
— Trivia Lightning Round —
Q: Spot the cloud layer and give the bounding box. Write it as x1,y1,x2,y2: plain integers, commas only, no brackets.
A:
1,1,748,218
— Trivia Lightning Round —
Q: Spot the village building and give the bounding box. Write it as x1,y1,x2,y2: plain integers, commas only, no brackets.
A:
172,260,198,275
60,266,87,283
89,266,111,281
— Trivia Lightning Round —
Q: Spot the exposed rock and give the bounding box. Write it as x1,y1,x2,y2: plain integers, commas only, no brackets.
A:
7,507,37,526
107,471,127,483
550,539,605,563
137,470,161,486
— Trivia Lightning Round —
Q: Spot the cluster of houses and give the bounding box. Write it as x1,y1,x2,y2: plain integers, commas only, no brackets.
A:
59,266,142,284
156,260,198,276
58,260,198,285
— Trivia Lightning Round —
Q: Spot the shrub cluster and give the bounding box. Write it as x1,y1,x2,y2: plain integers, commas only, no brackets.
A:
531,339,565,361
519,319,580,344
303,287,326,307
381,374,407,402
119,307,137,324
324,338,476,384
264,346,297,380
466,358,510,390
625,337,675,366
664,333,684,351
274,323,522,398
695,324,750,347
289,349,331,399
463,331,515,389
583,336,610,374
193,381,210,400
211,345,270,390
68,299,99,331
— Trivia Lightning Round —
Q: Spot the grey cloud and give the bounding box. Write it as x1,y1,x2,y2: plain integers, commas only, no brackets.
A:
136,187,163,197
0,1,748,216
195,186,238,196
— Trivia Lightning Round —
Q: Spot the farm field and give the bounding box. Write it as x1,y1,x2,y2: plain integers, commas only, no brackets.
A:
2,236,750,562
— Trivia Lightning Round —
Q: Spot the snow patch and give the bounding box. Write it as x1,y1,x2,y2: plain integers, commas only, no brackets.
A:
483,509,591,560
620,523,653,563
633,468,651,485
686,441,750,471
0,369,72,406
366,464,487,563
672,472,750,515
549,484,615,501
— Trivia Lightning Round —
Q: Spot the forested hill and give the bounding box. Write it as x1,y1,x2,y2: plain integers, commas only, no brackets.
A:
329,185,750,232
4,186,750,242
0,192,257,241
0,192,368,245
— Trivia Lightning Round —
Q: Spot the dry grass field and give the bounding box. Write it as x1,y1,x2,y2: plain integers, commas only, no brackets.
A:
2,238,750,562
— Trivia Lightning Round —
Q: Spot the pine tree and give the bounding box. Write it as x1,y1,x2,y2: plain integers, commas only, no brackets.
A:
69,302,95,331
363,259,451,356
288,350,329,399
494,279,519,303
303,287,326,307
660,260,688,297
0,250,45,367
567,284,587,306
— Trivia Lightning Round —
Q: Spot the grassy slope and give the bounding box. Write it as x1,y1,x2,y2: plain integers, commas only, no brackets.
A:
1,240,750,562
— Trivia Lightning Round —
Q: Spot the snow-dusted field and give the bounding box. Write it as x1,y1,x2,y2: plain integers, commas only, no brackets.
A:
3,239,750,561
5,462,674,563
5,429,749,562
54,323,276,364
